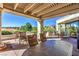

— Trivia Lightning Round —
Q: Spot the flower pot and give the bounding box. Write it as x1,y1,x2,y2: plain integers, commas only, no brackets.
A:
40,33,47,42
0,43,7,51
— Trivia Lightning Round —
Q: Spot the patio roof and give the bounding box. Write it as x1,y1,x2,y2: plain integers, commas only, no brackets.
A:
0,3,79,20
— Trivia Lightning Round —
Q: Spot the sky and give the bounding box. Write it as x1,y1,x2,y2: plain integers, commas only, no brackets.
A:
2,12,62,27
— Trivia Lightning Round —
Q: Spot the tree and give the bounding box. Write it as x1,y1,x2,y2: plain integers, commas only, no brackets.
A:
25,23,32,31
20,23,32,32
43,26,56,33
32,27,37,33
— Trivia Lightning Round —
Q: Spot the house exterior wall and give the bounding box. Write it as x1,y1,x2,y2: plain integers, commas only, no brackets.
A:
56,16,79,37
56,13,79,34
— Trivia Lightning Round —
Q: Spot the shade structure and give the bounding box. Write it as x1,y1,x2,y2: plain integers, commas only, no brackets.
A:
0,3,78,20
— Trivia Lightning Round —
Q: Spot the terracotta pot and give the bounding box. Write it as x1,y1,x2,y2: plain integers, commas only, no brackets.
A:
40,33,47,42
0,44,7,51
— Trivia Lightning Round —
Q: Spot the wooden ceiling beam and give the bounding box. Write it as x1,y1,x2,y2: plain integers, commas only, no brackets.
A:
31,4,52,15
0,3,3,8
14,3,19,10
3,8,39,20
24,3,36,13
37,3,71,17
43,8,79,19
43,4,79,18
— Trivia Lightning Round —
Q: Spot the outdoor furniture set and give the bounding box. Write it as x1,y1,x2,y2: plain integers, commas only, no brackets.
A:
18,32,47,47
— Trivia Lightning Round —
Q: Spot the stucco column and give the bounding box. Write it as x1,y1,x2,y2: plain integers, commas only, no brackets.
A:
0,4,7,50
0,8,2,44
37,18,44,40
39,19,43,33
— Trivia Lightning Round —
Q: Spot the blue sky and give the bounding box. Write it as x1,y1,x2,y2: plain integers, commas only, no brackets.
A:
44,17,61,26
2,12,62,27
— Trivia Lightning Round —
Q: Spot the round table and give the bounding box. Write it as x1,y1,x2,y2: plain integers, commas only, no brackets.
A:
22,40,73,56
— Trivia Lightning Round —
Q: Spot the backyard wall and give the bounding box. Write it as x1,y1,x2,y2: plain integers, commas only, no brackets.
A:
1,34,17,40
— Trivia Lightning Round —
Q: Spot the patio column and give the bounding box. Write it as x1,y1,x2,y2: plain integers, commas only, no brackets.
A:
0,7,2,43
39,19,43,33
0,5,7,51
0,4,7,50
77,20,79,49
37,18,44,40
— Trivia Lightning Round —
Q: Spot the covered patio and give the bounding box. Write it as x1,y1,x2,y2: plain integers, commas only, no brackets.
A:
0,3,79,56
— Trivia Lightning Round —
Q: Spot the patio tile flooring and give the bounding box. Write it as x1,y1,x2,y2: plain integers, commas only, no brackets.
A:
0,38,79,56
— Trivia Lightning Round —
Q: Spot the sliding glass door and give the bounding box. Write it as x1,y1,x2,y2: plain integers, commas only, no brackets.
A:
65,21,79,37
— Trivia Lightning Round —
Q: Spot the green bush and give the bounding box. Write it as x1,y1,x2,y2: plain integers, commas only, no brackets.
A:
68,27,76,37
14,30,27,33
2,30,13,35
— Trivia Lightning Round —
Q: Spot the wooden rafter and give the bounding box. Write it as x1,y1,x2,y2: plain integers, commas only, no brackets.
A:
31,4,52,15
43,4,79,18
2,3,79,20
24,3,36,13
14,3,19,10
3,8,39,20
43,7,79,19
0,3,3,8
37,3,71,17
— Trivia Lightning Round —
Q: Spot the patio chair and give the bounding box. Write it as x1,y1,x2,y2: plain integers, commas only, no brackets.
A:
15,32,20,38
27,34,38,47
19,32,28,44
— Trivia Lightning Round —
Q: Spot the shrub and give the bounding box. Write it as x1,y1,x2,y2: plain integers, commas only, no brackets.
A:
14,30,26,33
2,30,13,35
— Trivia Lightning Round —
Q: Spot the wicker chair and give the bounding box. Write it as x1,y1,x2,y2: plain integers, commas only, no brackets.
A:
27,34,38,47
15,32,19,38
19,32,27,44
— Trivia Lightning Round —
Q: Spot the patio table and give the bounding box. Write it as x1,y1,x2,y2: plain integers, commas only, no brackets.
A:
22,40,73,56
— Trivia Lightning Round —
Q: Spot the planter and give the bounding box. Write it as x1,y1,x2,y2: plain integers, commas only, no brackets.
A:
0,43,7,51
40,33,47,42
59,32,64,40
